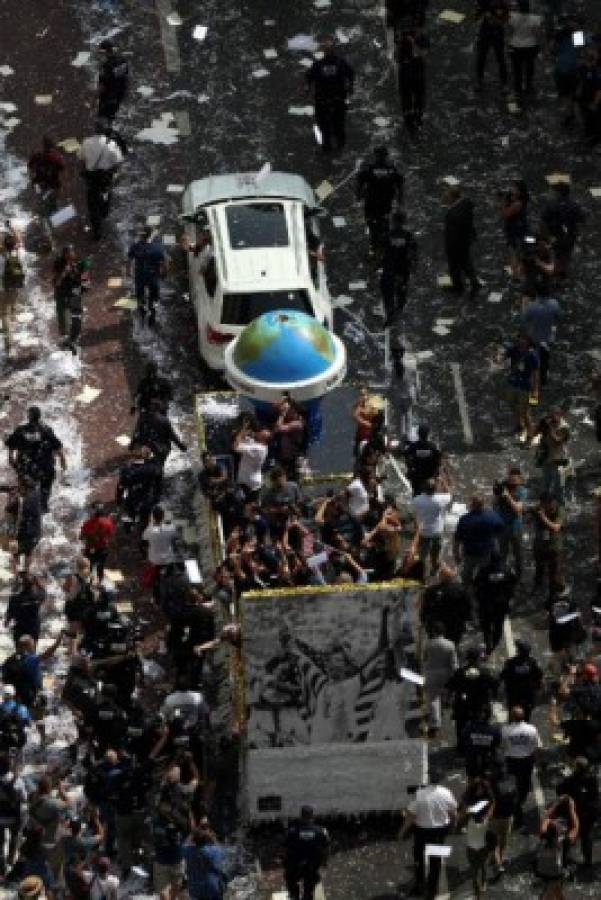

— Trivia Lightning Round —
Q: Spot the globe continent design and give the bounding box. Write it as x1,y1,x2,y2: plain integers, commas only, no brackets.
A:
232,310,336,384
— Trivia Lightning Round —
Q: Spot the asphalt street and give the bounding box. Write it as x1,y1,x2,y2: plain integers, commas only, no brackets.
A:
2,0,601,897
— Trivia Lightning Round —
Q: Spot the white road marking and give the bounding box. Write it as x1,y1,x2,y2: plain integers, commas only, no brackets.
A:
384,325,390,375
155,0,182,73
503,616,516,657
450,363,473,445
173,109,191,135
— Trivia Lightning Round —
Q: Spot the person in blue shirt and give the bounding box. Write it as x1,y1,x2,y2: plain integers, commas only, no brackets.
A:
503,332,540,442
182,826,228,900
0,685,32,725
493,467,527,577
453,496,504,588
127,228,168,327
521,290,561,386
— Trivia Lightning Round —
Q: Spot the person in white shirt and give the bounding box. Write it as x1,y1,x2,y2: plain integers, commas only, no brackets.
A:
501,705,542,825
85,857,119,900
411,476,452,576
233,425,270,497
79,121,125,240
464,801,494,900
401,780,457,897
142,505,178,599
424,622,458,731
507,0,543,100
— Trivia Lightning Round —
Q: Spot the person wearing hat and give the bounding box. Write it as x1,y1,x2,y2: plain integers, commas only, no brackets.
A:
97,40,129,122
558,756,599,868
18,875,44,900
499,640,543,721
127,227,169,327
284,805,329,900
356,146,404,254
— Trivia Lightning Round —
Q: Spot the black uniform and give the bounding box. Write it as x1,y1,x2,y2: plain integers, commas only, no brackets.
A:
397,30,429,130
98,53,129,121
285,818,330,900
6,420,62,512
499,651,543,720
540,192,585,271
404,436,442,495
474,559,517,654
386,0,428,28
558,770,599,866
461,717,501,777
5,579,45,644
380,220,417,324
306,50,354,153
356,153,404,252
444,195,479,294
447,664,498,749
421,580,471,645
475,0,508,89
133,372,173,414
131,409,187,477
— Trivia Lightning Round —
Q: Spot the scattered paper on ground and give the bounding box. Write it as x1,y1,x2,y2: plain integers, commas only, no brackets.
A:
50,205,76,228
488,291,503,303
315,180,333,201
416,350,435,361
432,324,450,336
437,274,453,288
590,187,601,198
166,11,182,26
166,184,184,193
147,214,161,226
75,385,101,405
314,0,331,8
288,34,318,52
263,48,278,59
137,85,155,98
288,105,314,116
0,65,14,76
332,216,346,228
135,120,179,145
162,234,176,246
443,175,460,186
185,559,202,584
332,295,354,309
0,101,17,112
373,116,391,127
507,101,520,114
113,297,137,310
546,172,571,186
35,95,53,105
252,68,269,79
71,51,91,67
114,434,131,446
436,318,455,326
58,138,80,153
193,25,208,41
107,276,123,288
349,280,367,290
438,9,465,23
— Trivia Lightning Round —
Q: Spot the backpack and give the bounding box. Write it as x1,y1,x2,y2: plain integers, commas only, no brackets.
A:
2,653,36,706
3,252,24,289
0,775,21,822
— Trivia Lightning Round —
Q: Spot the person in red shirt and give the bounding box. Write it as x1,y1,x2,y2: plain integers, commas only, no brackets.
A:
79,503,116,581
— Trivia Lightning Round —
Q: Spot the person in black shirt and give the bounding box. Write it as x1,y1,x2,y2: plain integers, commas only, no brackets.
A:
97,40,129,122
284,805,330,900
116,446,161,525
474,553,517,655
499,640,542,721
475,0,509,91
131,361,173,415
6,406,66,513
558,756,599,867
575,47,601,147
356,147,404,254
540,182,585,276
404,424,442,495
306,37,354,153
5,573,46,646
131,400,187,485
379,211,417,326
447,649,498,749
444,185,480,295
397,28,429,131
461,707,502,779
421,564,471,644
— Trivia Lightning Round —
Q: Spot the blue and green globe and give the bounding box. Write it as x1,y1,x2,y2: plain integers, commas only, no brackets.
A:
232,310,336,383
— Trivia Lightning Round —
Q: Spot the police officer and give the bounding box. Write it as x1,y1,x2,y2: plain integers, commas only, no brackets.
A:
132,362,173,415
558,757,599,868
6,406,67,513
284,805,329,900
499,639,542,721
474,552,517,655
306,37,355,154
127,228,169,327
115,446,161,526
97,40,129,122
540,182,585,276
379,210,417,325
447,648,498,750
475,0,509,92
461,705,502,779
356,147,404,254
404,424,442,495
131,400,187,487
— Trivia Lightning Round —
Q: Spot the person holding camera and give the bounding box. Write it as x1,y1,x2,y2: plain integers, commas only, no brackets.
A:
493,466,526,577
532,408,570,504
499,180,529,278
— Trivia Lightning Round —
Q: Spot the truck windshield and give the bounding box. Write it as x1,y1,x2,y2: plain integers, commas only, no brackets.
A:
221,289,312,325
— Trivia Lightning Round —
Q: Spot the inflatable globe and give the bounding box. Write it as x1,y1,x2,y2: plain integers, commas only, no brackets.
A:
223,310,346,404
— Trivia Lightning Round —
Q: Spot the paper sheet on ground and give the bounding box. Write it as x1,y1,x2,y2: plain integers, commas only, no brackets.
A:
50,205,76,228
252,68,269,78
75,385,101,405
107,276,123,288
332,216,346,228
104,569,125,583
438,10,465,23
193,25,208,41
442,175,460,186
315,180,333,201
288,105,314,116
488,291,503,303
437,274,453,288
166,184,184,193
58,138,80,153
590,187,601,198
349,280,367,290
263,48,278,59
185,559,203,584
287,34,318,52
546,172,571,186
113,297,137,310
35,95,53,105
114,434,131,447
147,215,161,227
166,12,182,26
71,51,91,67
